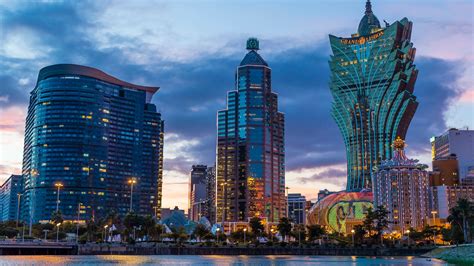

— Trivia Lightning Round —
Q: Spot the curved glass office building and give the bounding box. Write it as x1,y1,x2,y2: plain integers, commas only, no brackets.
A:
21,64,164,223
216,38,285,224
329,1,419,191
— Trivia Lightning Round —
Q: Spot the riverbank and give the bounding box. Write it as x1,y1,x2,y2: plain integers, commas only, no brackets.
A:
78,243,434,256
423,244,474,265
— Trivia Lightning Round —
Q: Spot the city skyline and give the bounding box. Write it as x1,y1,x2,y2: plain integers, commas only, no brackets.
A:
1,0,473,210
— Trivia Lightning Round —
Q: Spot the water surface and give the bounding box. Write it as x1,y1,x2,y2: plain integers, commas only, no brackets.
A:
0,255,450,265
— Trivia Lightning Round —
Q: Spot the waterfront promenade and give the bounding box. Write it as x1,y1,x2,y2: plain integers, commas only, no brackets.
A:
0,241,435,256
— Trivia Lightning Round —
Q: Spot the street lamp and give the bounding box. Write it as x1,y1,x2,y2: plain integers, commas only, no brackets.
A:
104,225,109,242
243,228,247,244
56,223,61,242
270,228,274,242
216,228,221,245
16,193,22,227
406,230,410,246
54,183,63,212
431,211,438,246
128,178,137,212
351,229,355,246
76,202,82,243
221,182,227,227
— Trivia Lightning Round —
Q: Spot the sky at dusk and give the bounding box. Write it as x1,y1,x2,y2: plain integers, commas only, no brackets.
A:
0,0,473,210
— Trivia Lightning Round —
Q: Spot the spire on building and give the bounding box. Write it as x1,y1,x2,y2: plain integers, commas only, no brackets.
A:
365,0,372,15
358,0,381,36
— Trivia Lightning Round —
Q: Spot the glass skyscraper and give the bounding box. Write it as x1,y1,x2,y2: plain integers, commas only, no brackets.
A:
329,0,419,191
21,64,164,223
216,38,285,223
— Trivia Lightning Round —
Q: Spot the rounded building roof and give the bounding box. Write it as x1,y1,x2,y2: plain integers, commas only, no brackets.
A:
37,64,159,94
358,0,381,36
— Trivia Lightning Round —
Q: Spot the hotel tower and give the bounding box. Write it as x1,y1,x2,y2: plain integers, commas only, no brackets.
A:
21,64,164,223
329,0,419,191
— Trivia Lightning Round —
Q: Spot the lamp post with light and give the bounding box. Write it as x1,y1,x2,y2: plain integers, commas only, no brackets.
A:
103,225,109,242
216,228,221,245
431,210,438,245
243,228,247,244
351,229,355,246
56,223,61,242
128,178,137,212
76,202,82,243
270,228,274,242
406,229,410,246
54,183,63,212
16,193,22,227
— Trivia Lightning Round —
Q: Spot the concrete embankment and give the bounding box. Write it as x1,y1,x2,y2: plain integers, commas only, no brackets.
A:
423,244,474,265
79,243,433,256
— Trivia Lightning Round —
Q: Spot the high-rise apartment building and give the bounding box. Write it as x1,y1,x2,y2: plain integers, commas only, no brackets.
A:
216,38,285,223
0,175,22,222
328,0,419,191
287,193,306,225
189,165,216,222
430,185,474,219
21,64,164,223
429,155,460,187
374,137,429,231
431,128,474,180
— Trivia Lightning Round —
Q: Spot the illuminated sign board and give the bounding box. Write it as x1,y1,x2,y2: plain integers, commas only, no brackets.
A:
340,31,384,45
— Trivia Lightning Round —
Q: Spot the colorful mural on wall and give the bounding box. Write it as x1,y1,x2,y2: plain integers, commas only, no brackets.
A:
306,191,373,234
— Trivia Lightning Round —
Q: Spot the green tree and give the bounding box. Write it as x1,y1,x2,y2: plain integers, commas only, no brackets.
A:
447,198,473,243
51,210,64,224
353,224,366,245
306,224,326,242
363,205,390,244
142,215,155,240
149,224,164,241
229,229,246,243
85,219,98,242
0,222,19,238
170,226,188,243
249,217,264,238
277,217,292,242
193,224,210,242
290,224,306,244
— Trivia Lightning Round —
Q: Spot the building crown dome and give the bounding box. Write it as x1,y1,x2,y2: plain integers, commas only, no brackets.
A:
358,0,381,36
240,38,268,66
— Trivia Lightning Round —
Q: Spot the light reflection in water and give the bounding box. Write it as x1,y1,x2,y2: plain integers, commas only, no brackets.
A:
0,255,451,266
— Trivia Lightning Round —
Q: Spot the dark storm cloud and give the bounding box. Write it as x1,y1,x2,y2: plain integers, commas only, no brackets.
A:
405,57,462,153
0,1,466,182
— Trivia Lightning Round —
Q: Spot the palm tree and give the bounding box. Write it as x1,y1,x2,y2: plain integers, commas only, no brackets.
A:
249,217,264,240
277,217,292,242
448,198,473,243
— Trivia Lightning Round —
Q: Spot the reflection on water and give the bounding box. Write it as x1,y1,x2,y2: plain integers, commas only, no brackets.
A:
0,255,450,265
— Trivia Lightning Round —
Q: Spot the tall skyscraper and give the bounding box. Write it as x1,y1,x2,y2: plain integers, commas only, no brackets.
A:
189,165,216,222
328,0,419,191
287,193,306,225
374,137,429,231
216,38,285,223
431,128,474,180
0,175,22,222
21,64,164,223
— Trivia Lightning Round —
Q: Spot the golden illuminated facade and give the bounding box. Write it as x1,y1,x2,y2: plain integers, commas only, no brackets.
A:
374,138,429,231
216,38,285,224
